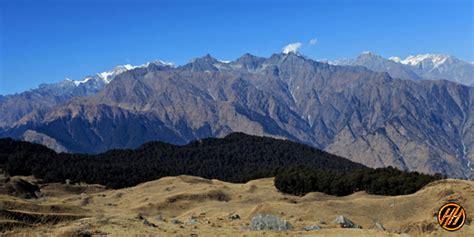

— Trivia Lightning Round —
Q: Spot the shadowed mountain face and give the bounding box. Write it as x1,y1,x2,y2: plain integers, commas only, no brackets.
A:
1,53,473,178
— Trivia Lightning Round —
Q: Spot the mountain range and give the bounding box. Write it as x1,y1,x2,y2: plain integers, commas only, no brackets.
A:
0,52,473,179
331,52,474,86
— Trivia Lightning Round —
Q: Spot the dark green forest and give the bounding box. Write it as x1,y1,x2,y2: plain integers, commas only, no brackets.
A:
274,165,444,196
0,133,443,196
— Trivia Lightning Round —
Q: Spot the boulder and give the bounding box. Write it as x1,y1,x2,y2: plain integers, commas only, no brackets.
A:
187,217,198,225
171,219,183,225
143,219,157,227
375,222,385,231
303,225,321,231
333,215,361,228
249,214,292,231
154,214,164,221
228,213,240,220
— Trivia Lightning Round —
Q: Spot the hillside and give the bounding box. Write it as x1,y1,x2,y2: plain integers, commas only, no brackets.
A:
0,176,472,236
0,133,367,189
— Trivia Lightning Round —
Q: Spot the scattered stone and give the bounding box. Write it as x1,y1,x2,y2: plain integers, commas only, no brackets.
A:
187,217,198,225
320,220,327,225
228,213,240,220
375,222,385,231
171,219,183,225
154,214,164,221
143,219,157,227
333,215,361,228
164,186,175,191
303,225,321,231
249,214,293,231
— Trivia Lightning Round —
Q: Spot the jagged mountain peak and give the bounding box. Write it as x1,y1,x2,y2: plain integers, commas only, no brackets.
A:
180,54,222,72
357,51,385,60
232,53,265,71
192,54,220,64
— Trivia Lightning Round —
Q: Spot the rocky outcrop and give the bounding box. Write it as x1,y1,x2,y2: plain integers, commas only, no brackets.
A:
249,214,292,231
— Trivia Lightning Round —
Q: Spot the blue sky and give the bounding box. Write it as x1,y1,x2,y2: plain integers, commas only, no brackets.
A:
0,0,473,95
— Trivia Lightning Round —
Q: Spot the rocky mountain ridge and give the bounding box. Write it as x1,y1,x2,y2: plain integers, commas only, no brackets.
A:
1,53,473,178
332,52,474,86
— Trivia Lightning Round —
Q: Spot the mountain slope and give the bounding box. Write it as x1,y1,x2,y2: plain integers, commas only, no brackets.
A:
0,62,172,129
1,53,473,178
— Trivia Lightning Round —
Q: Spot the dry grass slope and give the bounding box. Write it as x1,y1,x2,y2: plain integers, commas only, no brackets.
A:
0,176,472,236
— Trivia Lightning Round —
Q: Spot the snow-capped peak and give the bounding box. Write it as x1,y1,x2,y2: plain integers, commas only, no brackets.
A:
388,56,401,63
156,60,174,66
65,59,174,87
395,54,451,68
97,64,138,83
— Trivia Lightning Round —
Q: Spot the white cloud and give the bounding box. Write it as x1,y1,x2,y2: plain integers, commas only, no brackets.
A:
309,38,318,45
282,42,302,54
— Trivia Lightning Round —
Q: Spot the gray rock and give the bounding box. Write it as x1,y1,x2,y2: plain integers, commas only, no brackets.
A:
375,222,385,231
154,214,164,221
333,215,361,228
171,219,183,225
249,214,292,231
228,213,241,220
143,219,157,227
303,225,321,231
187,217,198,225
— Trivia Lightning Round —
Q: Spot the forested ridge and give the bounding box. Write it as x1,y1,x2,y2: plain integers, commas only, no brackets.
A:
0,133,443,195
0,133,366,188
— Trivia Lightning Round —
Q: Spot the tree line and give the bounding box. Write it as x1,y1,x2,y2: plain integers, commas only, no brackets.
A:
0,133,366,188
274,165,444,196
0,133,443,196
